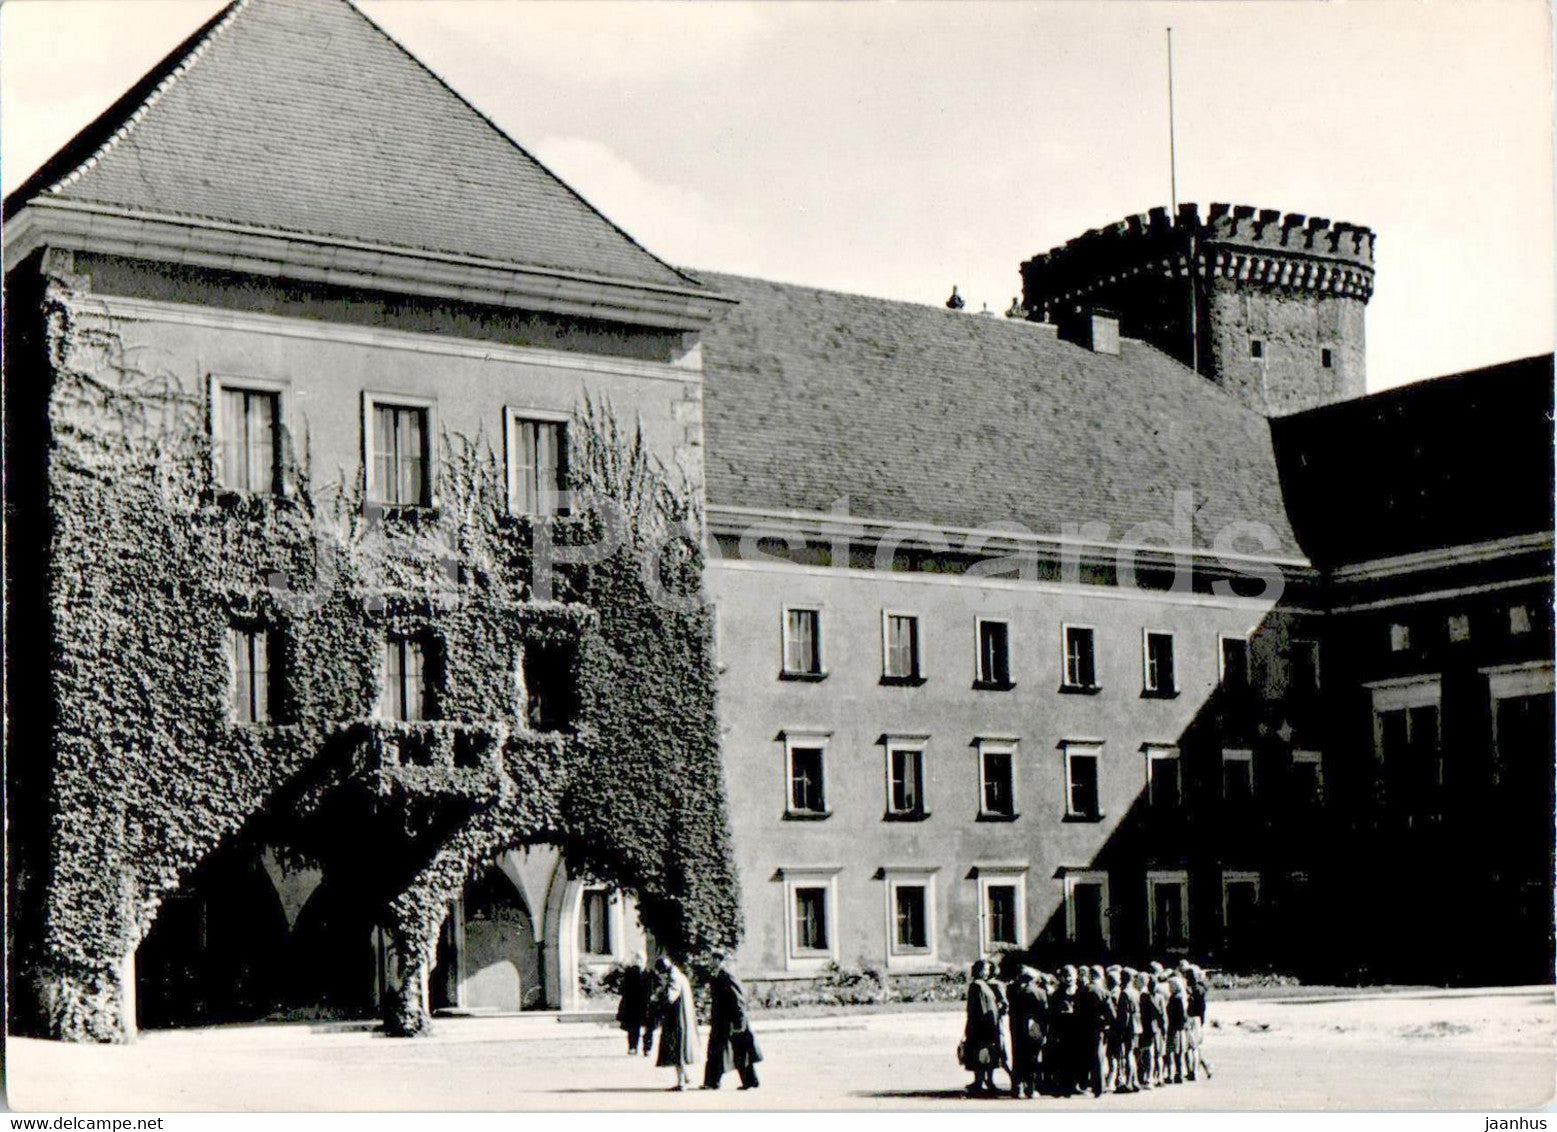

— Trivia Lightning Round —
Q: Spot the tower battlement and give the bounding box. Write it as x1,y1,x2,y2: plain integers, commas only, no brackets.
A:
1019,203,1376,416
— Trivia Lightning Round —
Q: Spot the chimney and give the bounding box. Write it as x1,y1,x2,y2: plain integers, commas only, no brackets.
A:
1081,309,1120,355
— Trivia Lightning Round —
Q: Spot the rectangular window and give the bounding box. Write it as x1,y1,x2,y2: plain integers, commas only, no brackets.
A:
793,886,829,952
230,627,271,724
1250,338,1264,359
1377,703,1442,820
1222,872,1261,948
882,613,921,680
370,402,430,507
1290,639,1320,698
786,740,828,817
1063,625,1098,689
1447,613,1471,643
893,885,929,951
782,608,822,676
979,743,1016,818
1219,635,1250,690
985,883,1019,947
580,888,613,956
1147,870,1190,950
1064,870,1110,948
887,743,925,817
218,386,280,494
1291,749,1324,807
506,414,567,517
1222,748,1255,804
1321,348,1333,369
379,635,427,722
1143,630,1176,694
1064,743,1101,819
1509,605,1533,635
1388,623,1411,652
976,619,1011,687
1146,745,1182,810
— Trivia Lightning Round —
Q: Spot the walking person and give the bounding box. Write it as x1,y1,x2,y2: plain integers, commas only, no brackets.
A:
1185,963,1210,1081
703,949,762,1090
616,951,656,1057
1006,967,1046,1098
653,955,700,1091
961,960,1005,1095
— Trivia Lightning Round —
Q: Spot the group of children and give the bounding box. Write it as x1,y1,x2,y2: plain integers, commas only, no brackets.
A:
962,957,1211,1098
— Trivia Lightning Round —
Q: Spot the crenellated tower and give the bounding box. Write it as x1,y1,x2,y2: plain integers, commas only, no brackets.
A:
1020,203,1375,415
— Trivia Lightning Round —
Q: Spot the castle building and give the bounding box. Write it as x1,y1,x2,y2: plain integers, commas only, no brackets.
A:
4,0,1551,1040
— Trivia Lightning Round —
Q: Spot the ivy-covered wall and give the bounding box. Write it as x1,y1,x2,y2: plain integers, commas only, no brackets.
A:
14,256,739,1042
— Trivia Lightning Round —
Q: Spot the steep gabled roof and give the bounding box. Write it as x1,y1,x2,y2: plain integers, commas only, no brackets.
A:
6,0,696,291
696,272,1305,559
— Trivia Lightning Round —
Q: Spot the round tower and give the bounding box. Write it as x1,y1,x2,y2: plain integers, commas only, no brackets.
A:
1020,203,1375,416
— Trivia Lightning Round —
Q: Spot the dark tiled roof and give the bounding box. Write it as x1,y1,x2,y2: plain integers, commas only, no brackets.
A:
1273,354,1555,566
697,272,1304,558
7,0,695,290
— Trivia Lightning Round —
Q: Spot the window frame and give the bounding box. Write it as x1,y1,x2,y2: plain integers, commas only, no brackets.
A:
880,609,925,684
1388,622,1412,653
1289,637,1321,697
975,866,1027,954
779,605,826,680
578,885,622,960
1142,628,1177,697
1218,632,1251,690
781,867,841,969
1146,869,1191,952
1220,870,1262,942
362,391,438,509
881,867,939,968
1290,748,1324,806
782,730,832,820
210,374,289,497
228,625,273,725
1062,740,1103,821
1060,622,1100,692
882,734,930,820
502,406,571,518
1145,744,1183,811
975,737,1019,821
974,616,1014,689
1062,868,1112,948
1221,747,1255,804
378,632,430,723
1366,675,1444,819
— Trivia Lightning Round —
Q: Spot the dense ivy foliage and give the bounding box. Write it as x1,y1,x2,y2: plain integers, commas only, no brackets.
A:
33,272,739,1042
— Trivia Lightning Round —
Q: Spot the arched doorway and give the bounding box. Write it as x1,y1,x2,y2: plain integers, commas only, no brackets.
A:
429,866,541,1013
285,876,382,1019
135,850,289,1029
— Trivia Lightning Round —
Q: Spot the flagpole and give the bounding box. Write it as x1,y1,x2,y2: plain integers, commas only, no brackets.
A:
1167,27,1178,215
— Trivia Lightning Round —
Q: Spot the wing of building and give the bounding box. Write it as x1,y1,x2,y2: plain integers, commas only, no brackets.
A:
4,0,1551,1043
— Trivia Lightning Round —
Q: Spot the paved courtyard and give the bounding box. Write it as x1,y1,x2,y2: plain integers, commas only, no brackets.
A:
7,986,1554,1112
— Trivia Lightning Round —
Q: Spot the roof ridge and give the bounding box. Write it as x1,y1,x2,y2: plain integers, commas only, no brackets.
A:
4,0,249,214
340,0,702,291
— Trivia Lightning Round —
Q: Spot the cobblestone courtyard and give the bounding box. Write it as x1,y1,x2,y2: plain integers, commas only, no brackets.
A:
7,986,1553,1112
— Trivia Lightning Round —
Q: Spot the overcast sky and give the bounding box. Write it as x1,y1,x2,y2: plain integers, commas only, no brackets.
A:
3,0,1551,391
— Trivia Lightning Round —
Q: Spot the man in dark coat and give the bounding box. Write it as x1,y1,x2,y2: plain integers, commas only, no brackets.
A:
1047,965,1080,1096
1080,965,1115,1097
616,951,656,1056
702,950,761,1090
1006,967,1046,1098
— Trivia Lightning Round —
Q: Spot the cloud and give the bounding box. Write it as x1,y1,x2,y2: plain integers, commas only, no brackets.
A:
529,136,749,273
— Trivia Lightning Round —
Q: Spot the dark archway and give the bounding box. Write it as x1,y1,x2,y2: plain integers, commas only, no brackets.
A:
135,850,289,1029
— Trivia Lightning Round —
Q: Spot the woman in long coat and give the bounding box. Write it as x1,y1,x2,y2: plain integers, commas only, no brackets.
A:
961,960,1005,1095
654,956,700,1090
